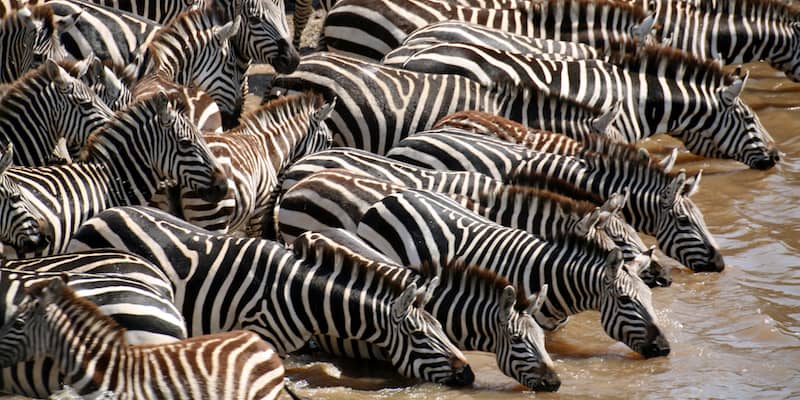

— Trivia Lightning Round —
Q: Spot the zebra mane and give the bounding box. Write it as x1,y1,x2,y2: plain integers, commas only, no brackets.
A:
420,260,531,311
147,3,228,70
293,232,412,297
679,0,800,22
603,40,736,86
507,172,605,205
234,91,324,136
499,183,598,216
525,0,647,20
434,110,552,143
23,278,128,344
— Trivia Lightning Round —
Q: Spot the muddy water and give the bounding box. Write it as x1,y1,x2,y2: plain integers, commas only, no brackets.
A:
280,63,800,399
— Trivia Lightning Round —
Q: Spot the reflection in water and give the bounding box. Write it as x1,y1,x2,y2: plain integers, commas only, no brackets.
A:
282,62,800,399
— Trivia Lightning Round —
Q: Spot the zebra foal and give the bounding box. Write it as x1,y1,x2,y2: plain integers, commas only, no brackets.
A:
0,276,286,400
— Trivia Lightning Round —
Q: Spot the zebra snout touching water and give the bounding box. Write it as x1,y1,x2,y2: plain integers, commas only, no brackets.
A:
0,277,286,400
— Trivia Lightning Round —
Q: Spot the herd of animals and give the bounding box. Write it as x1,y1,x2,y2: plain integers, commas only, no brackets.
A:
0,0,793,397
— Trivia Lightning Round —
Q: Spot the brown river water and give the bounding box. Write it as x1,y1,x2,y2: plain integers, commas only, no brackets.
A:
278,62,800,400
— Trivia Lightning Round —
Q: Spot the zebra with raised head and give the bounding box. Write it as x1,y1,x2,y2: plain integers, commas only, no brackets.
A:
380,21,600,65
323,0,650,60
387,128,723,272
160,92,333,234
386,41,779,169
630,0,800,81
0,92,227,258
296,229,560,392
0,277,287,400
1,251,189,397
0,60,114,166
0,145,51,256
67,206,474,386
268,52,624,154
355,188,670,358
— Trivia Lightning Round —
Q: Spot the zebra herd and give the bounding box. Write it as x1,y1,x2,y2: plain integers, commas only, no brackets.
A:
0,0,792,397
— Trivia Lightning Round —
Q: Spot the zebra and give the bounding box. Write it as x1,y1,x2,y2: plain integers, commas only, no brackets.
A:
386,41,779,169
159,92,334,234
67,205,474,386
322,0,650,60
0,91,228,258
0,4,72,83
628,0,800,81
268,52,625,154
66,55,133,112
0,145,52,258
0,60,114,166
1,251,189,397
0,276,287,400
381,21,601,66
297,229,560,392
387,128,723,272
273,149,670,288
356,188,670,358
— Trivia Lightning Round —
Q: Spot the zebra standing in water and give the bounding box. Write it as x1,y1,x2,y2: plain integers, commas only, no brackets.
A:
630,0,800,81
385,41,779,169
162,92,334,233
1,92,228,257
0,277,287,400
322,0,650,60
1,251,189,397
67,206,474,386
0,60,114,166
268,52,624,154
388,129,723,272
355,188,670,358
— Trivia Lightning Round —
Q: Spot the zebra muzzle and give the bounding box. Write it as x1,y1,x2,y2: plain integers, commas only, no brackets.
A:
274,40,301,74
444,356,475,387
527,366,561,392
198,169,229,203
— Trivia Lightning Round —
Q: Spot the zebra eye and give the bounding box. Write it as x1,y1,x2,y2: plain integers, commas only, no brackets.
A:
618,295,633,305
676,215,690,225
249,16,261,25
9,193,21,202
178,138,193,149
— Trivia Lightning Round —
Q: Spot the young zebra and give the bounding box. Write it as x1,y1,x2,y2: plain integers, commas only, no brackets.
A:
1,253,189,397
356,188,670,358
274,150,669,288
0,145,51,254
387,129,723,272
386,41,779,169
158,92,334,234
67,206,474,386
0,60,114,166
268,52,624,154
0,92,228,258
297,229,560,392
631,0,800,81
0,277,286,400
323,0,649,60
380,21,600,65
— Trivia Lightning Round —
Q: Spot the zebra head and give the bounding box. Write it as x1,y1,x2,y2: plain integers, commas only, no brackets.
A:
496,285,560,392
682,72,779,170
599,248,670,359
656,169,724,272
231,0,299,73
0,144,51,254
81,56,133,112
0,7,37,83
151,92,229,203
386,278,474,386
202,16,245,123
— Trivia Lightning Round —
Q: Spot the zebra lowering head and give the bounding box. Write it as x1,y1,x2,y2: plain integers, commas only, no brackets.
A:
600,248,670,358
228,0,299,73
0,144,51,254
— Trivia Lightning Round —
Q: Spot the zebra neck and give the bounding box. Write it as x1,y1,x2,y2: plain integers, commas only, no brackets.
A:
234,113,315,174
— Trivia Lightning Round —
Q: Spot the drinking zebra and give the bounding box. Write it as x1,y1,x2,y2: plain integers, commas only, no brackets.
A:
384,41,779,169
356,188,670,358
0,276,286,400
387,129,723,272
268,52,624,154
67,206,474,385
0,92,228,258
0,60,114,166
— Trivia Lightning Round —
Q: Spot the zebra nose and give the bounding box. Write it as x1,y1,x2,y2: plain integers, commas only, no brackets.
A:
445,356,474,387
752,149,779,170
198,168,229,203
640,326,670,358
274,40,300,74
693,250,725,272
528,366,561,392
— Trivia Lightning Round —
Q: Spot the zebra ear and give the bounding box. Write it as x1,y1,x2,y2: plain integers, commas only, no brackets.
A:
38,275,69,306
683,170,702,197
575,208,601,237
315,97,337,123
499,286,517,322
637,148,651,162
392,282,419,319
155,92,174,125
0,143,13,174
73,56,92,79
56,11,81,34
631,14,655,42
591,101,622,135
658,148,678,173
214,16,241,46
628,246,654,276
94,58,122,100
601,191,627,215
661,170,686,208
45,60,72,91
525,284,549,316
415,276,439,307
604,248,625,281
721,73,748,107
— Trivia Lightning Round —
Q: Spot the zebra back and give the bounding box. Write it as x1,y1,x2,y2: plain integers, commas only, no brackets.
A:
0,277,285,400
356,188,670,358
